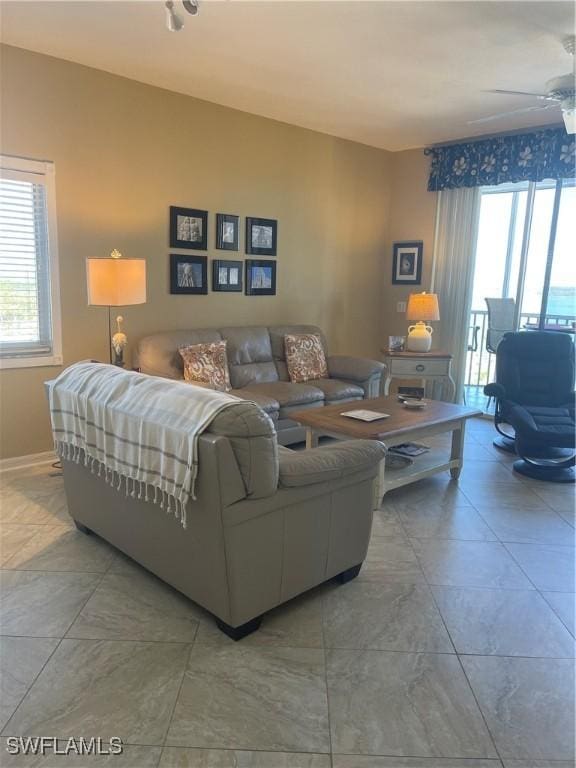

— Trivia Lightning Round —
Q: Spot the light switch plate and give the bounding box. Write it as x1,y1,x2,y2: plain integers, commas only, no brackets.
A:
397,301,407,313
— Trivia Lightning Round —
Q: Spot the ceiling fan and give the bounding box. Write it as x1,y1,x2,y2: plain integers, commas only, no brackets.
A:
469,35,575,134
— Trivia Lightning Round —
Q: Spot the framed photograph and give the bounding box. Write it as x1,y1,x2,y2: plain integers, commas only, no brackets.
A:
246,217,277,256
216,213,239,251
170,254,208,295
392,241,423,285
170,206,208,250
212,259,243,292
388,335,406,352
245,259,276,296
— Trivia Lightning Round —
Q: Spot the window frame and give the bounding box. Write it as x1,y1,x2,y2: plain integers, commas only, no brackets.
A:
0,154,63,369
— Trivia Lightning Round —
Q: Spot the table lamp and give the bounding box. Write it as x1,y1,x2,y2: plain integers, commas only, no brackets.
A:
86,249,147,367
406,292,439,352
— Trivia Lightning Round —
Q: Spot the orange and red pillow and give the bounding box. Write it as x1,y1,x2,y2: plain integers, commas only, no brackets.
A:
179,341,231,392
284,333,328,384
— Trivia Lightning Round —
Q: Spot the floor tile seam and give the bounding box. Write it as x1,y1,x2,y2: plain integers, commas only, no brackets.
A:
0,520,69,528
330,749,505,763
532,487,576,515
428,572,575,659
0,567,114,576
457,503,575,548
403,535,433,589
160,633,198,750
503,541,576,551
455,651,576,660
501,541,574,593
193,639,325,650
398,533,479,657
429,583,575,595
158,743,333,755
0,635,62,740
407,534,556,592
319,590,334,763
453,648,503,764
539,592,576,639
61,632,199,644
0,563,108,740
33,642,563,658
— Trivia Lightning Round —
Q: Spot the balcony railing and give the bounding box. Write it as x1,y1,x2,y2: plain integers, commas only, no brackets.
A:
465,310,575,393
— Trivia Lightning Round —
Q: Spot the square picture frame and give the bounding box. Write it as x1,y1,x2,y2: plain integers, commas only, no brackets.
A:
246,217,277,256
392,241,423,285
170,254,208,295
245,259,277,296
170,206,208,250
216,213,239,251
212,259,243,292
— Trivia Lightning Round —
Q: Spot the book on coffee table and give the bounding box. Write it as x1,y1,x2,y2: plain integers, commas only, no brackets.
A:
341,409,390,422
389,442,430,456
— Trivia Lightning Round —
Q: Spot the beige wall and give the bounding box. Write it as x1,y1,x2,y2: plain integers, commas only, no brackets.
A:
1,45,399,459
382,149,437,344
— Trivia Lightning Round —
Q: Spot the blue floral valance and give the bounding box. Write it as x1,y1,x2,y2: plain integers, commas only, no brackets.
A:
425,127,576,191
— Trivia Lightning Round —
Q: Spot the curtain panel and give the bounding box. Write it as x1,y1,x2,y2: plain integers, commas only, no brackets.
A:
431,187,481,403
425,126,575,191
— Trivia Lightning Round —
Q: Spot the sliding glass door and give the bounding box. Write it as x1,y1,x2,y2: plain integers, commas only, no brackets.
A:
546,183,576,321
465,178,575,411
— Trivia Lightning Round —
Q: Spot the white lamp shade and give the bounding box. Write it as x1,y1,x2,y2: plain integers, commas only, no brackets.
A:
406,292,440,322
87,258,147,306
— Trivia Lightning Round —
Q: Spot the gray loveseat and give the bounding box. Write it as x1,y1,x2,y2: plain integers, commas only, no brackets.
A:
135,324,385,444
62,399,386,639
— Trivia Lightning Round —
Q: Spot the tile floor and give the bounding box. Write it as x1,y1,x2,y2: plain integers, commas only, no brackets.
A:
0,417,574,768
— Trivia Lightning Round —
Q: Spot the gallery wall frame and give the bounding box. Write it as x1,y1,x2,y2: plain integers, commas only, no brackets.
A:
245,259,277,296
392,241,423,285
212,259,243,292
170,253,208,295
170,206,208,250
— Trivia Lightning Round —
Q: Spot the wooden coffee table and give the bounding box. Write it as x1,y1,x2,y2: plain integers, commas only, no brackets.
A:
292,396,482,503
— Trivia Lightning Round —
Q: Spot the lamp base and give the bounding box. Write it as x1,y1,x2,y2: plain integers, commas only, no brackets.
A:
406,321,433,352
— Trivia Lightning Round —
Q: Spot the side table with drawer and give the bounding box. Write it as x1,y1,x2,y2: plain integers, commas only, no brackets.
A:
382,350,455,402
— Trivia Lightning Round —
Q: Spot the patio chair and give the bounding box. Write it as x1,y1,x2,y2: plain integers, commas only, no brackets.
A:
462,325,480,405
484,298,516,429
485,297,516,353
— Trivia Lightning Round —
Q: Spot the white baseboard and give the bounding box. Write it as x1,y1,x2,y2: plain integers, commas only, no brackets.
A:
0,450,57,473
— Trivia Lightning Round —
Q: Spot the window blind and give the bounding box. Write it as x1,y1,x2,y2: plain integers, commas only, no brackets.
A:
0,160,55,359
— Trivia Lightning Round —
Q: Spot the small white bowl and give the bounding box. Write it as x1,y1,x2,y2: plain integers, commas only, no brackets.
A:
403,399,427,409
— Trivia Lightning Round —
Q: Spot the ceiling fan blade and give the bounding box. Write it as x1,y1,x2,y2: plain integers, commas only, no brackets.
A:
468,103,557,125
484,89,551,99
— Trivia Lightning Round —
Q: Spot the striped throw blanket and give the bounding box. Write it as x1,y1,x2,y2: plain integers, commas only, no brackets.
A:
49,362,244,527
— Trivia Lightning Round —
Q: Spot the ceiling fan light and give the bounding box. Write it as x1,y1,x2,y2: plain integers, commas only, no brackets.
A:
165,1,184,32
182,0,199,16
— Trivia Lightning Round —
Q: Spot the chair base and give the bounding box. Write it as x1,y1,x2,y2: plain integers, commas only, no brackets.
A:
215,616,263,641
513,459,575,484
493,436,516,454
494,436,574,460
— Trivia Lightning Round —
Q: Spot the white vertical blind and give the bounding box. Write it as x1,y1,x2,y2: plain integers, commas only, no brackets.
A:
0,156,61,365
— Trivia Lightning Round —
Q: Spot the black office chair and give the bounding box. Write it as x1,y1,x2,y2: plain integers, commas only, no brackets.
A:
484,331,575,483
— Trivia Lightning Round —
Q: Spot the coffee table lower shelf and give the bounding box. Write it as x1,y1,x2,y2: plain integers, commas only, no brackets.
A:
381,448,457,493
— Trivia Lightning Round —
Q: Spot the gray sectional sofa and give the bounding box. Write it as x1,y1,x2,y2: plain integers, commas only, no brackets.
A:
136,324,385,444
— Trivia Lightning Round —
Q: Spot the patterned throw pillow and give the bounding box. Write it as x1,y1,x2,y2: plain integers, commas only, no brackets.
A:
285,333,328,384
179,341,231,392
